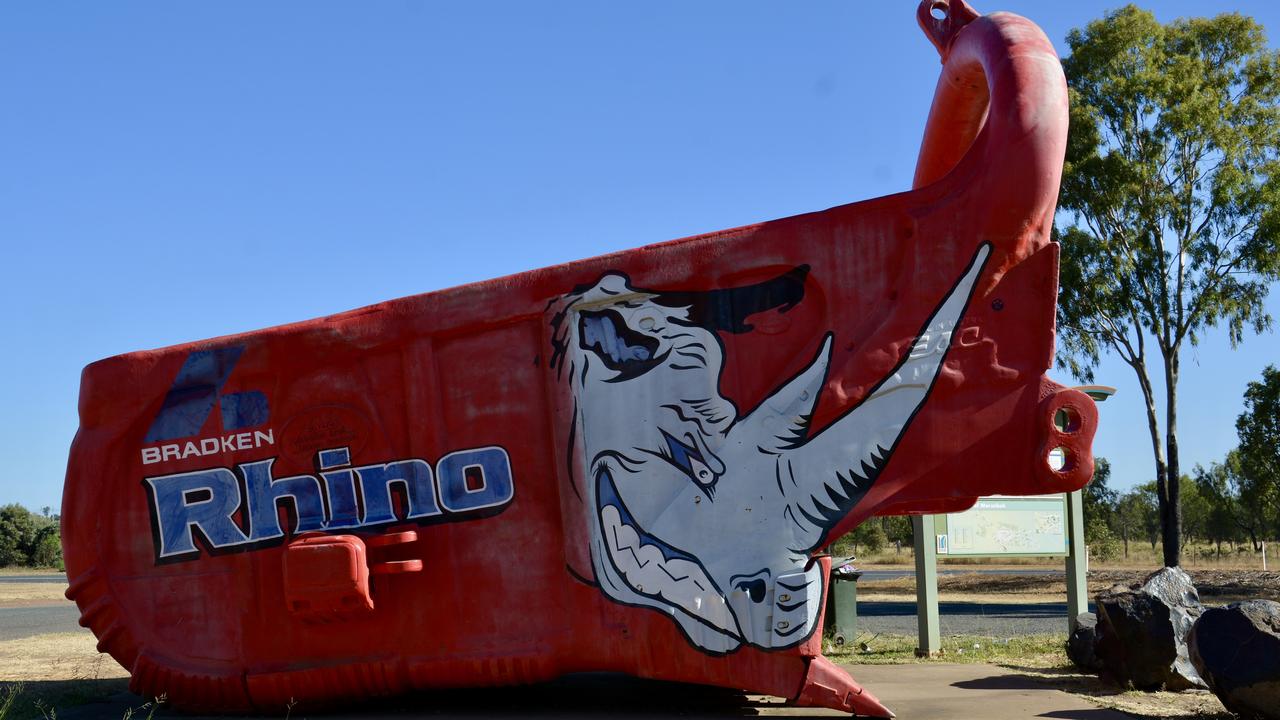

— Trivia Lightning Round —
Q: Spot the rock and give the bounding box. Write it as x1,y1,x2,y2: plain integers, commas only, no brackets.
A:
1067,612,1102,672
1189,600,1280,720
1094,566,1207,691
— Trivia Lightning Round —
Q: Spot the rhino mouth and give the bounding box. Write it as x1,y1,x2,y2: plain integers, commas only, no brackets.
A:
595,468,741,639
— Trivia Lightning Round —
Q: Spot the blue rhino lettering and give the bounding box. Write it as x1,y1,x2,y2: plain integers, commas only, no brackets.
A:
143,445,514,561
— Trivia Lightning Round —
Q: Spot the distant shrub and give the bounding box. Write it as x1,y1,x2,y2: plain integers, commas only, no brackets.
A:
1085,516,1121,562
0,504,61,568
850,521,888,555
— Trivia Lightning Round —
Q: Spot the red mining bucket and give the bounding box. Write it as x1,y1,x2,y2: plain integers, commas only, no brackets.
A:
62,1,1091,715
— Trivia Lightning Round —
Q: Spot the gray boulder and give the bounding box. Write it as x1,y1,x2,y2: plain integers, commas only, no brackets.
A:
1067,612,1103,672
1094,566,1207,690
1189,600,1280,720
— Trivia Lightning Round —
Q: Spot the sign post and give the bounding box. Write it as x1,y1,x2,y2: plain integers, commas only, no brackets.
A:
1065,489,1088,630
912,514,941,657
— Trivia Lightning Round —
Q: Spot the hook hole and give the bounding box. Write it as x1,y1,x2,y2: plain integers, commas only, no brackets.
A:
1048,446,1071,473
930,1,949,21
1053,406,1082,434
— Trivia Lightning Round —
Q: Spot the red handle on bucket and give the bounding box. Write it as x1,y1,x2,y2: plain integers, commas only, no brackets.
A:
912,0,1068,239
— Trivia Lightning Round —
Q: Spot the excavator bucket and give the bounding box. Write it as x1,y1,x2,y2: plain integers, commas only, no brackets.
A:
61,1,1092,716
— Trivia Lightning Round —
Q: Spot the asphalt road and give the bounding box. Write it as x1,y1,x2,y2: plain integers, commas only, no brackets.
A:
0,574,67,584
856,568,1061,582
855,599,1084,637
0,603,83,641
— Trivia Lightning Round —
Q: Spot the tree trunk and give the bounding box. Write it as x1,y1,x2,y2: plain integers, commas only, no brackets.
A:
1130,356,1171,564
1162,351,1182,567
1122,527,1130,559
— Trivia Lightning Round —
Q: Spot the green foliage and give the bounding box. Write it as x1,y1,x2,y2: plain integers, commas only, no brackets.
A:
849,520,887,555
1083,458,1117,526
881,515,913,551
0,505,38,567
1194,452,1261,548
30,528,63,569
1056,5,1280,566
1085,516,1122,561
0,504,62,568
1236,364,1280,535
1178,474,1211,543
1058,7,1280,373
1132,482,1164,549
1112,489,1157,557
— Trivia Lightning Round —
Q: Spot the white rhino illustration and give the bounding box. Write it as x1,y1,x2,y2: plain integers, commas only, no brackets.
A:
550,244,990,653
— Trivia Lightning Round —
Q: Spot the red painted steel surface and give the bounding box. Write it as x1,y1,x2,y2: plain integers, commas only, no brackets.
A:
61,2,1090,716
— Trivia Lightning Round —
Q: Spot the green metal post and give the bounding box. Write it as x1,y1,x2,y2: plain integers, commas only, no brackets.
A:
912,514,941,657
1066,489,1088,631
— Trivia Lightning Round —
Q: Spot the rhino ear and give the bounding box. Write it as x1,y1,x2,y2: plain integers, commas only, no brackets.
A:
736,334,832,454
653,266,809,334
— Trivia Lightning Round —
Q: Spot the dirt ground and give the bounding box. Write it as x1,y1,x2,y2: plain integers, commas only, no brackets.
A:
0,582,68,607
0,633,127,683
1013,665,1233,719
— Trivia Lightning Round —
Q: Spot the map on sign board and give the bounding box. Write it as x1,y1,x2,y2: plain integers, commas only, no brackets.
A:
939,494,1068,557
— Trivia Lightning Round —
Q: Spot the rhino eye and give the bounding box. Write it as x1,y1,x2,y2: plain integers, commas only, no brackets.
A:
659,429,719,497
579,309,664,380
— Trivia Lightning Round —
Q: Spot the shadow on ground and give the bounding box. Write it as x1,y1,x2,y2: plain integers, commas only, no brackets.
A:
9,675,846,720
986,665,1233,720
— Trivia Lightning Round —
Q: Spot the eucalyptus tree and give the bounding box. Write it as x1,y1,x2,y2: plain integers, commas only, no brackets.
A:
1236,365,1280,538
1056,6,1280,566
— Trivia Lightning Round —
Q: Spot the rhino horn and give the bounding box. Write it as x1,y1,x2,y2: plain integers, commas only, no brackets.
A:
735,334,833,454
783,244,991,551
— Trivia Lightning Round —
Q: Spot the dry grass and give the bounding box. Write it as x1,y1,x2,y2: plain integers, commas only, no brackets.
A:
827,632,1070,667
0,632,127,683
860,541,1276,570
857,590,1066,604
0,633,131,719
0,569,61,577
0,582,69,606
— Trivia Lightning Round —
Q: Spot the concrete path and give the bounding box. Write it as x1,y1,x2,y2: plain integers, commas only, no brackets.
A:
50,663,1125,719
842,663,1127,719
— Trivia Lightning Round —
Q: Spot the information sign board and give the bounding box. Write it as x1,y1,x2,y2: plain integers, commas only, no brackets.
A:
936,494,1069,557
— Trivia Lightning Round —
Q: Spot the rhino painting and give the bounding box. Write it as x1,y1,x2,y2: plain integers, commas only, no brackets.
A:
550,243,990,654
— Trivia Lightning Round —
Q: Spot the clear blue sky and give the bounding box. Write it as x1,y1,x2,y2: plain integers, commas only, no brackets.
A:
3,1,1278,513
